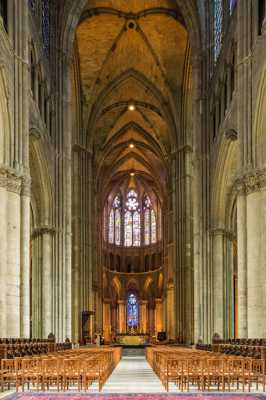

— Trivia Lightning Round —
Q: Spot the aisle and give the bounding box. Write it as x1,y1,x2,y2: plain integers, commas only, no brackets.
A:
102,353,166,393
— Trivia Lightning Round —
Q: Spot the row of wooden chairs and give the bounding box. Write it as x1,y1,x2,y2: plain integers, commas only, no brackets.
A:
214,338,266,346
146,346,265,393
1,347,121,393
196,343,263,359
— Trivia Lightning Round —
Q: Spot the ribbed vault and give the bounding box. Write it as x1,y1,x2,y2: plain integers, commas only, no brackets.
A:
75,0,190,202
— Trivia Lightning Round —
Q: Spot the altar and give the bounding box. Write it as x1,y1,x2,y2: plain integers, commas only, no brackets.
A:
116,334,149,346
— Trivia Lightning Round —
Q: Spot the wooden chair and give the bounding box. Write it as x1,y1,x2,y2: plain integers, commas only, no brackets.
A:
1,359,20,392
42,358,61,391
21,358,42,391
62,358,81,391
80,358,101,391
248,359,265,392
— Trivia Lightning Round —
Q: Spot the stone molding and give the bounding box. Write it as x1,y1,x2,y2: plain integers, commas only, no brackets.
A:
225,129,238,141
234,168,266,195
0,168,22,194
210,227,235,240
0,167,32,196
72,144,93,157
21,176,31,197
31,225,56,238
6,174,21,194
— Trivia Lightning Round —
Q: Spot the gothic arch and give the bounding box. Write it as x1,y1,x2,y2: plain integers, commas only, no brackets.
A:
254,63,266,168
0,66,11,166
211,133,239,228
29,137,53,228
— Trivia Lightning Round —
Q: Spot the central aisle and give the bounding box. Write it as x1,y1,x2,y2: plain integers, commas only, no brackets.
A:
102,350,166,393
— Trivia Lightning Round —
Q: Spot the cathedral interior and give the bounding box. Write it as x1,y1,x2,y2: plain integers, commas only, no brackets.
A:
1,0,266,370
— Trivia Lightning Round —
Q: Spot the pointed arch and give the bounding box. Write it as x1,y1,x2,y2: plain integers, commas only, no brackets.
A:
0,66,11,166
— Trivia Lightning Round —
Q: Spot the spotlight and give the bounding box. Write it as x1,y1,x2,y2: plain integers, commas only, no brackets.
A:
128,104,135,111
129,143,135,148
130,172,135,177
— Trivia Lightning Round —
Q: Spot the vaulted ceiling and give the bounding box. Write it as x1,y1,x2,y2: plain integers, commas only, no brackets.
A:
75,0,190,203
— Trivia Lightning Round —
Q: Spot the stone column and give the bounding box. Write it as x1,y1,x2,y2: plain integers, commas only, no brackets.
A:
155,298,163,334
148,305,155,335
111,304,117,335
103,300,111,342
42,227,54,337
237,191,248,337
246,189,264,337
31,231,42,338
6,174,21,337
235,171,266,337
211,228,224,338
117,300,126,333
20,177,31,337
139,300,148,333
166,281,175,340
0,170,7,337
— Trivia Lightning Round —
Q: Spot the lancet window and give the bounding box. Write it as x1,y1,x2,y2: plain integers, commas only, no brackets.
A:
127,293,138,328
214,0,223,61
106,192,160,247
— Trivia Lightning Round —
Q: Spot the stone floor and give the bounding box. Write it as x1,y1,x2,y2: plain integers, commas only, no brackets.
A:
102,354,166,393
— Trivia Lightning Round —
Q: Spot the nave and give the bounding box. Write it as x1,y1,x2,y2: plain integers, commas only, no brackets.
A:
102,349,165,393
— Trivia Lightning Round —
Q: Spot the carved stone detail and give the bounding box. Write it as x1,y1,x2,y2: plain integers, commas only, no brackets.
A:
234,168,266,195
21,175,31,197
6,172,21,194
31,225,56,238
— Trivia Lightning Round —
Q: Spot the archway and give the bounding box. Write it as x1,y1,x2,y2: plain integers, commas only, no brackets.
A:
29,136,53,338
211,132,239,339
60,0,203,344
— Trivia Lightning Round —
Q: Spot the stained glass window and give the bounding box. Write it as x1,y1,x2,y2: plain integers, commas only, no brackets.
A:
107,191,160,246
113,195,121,208
214,0,223,62
41,0,50,55
108,209,114,243
133,211,141,246
151,209,157,244
144,209,150,245
127,293,138,328
158,208,162,241
29,0,38,14
125,211,132,247
229,0,237,14
115,209,121,245
126,190,139,211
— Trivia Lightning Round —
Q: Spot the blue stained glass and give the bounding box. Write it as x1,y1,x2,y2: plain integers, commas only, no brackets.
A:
29,0,38,13
42,0,50,55
229,0,237,14
214,0,223,62
151,209,156,243
127,293,138,328
109,209,114,244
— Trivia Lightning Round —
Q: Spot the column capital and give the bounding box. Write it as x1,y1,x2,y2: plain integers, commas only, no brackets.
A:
21,175,31,197
6,173,21,194
210,227,235,240
0,167,31,196
167,280,175,290
234,168,266,195
139,300,148,305
210,227,225,236
31,225,56,238
72,144,93,157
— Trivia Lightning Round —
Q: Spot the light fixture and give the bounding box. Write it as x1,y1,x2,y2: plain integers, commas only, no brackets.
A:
129,143,135,148
130,172,135,177
128,104,135,111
